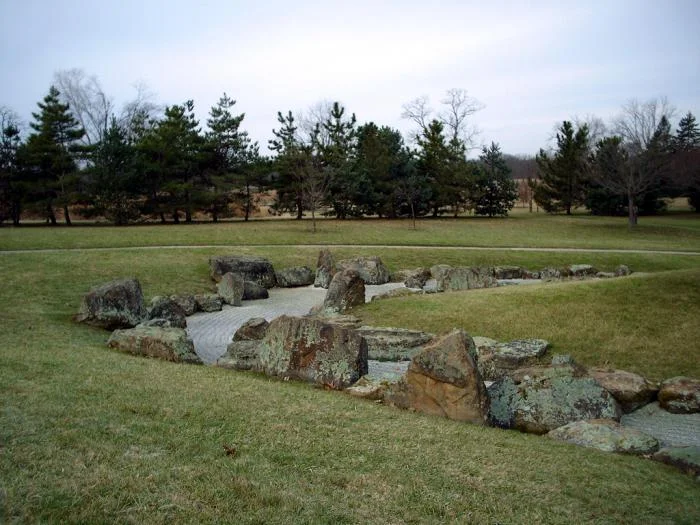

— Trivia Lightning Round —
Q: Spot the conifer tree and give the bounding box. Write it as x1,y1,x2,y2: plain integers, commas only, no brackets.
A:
322,102,358,218
0,110,22,225
474,142,518,217
269,111,305,219
674,112,700,151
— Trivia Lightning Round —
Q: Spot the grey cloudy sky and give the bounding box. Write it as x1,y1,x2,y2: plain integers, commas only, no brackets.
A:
1,0,699,155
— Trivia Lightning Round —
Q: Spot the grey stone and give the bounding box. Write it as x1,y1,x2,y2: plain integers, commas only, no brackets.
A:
75,278,147,330
323,269,365,313
243,280,269,300
233,317,269,341
217,272,244,306
193,294,223,313
209,255,277,288
276,266,314,287
392,267,431,288
494,266,524,279
216,340,261,371
539,267,562,280
345,376,394,400
170,294,198,316
615,264,632,277
370,287,420,302
431,265,497,292
356,326,435,361
314,249,336,289
588,367,658,413
148,296,187,329
477,339,550,381
567,264,598,278
107,326,201,364
336,256,391,285
659,377,700,414
548,419,659,454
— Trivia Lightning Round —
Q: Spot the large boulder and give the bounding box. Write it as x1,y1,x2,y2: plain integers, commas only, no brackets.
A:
193,294,223,313
276,266,314,287
392,267,431,289
209,255,277,288
256,315,368,389
75,278,147,330
217,340,260,371
323,269,365,313
336,256,391,285
431,265,497,292
314,249,336,289
170,294,198,316
476,339,550,381
588,367,658,413
148,296,187,329
658,377,700,414
488,365,621,434
243,280,269,300
494,266,524,280
217,272,244,306
385,330,489,424
566,264,598,278
548,419,659,455
107,326,201,364
233,317,269,341
356,326,435,361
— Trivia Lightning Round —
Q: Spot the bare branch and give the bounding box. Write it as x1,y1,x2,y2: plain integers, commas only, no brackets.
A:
439,88,484,148
613,96,675,154
401,95,432,142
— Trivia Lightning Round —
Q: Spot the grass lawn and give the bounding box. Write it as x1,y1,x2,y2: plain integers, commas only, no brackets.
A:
2,218,700,523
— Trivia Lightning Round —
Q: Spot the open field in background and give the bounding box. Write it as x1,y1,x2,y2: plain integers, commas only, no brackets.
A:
2,216,700,522
2,212,700,252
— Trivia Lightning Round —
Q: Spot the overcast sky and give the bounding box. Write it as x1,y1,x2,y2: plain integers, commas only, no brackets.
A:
1,0,698,155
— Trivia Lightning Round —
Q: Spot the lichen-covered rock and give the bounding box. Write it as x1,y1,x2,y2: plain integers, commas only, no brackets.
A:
107,326,201,364
314,249,336,289
243,280,269,300
588,368,658,413
345,376,393,400
392,267,432,288
216,340,260,371
276,266,314,287
323,269,365,313
567,264,598,278
209,255,277,288
652,447,700,478
255,315,368,389
75,278,147,330
431,265,497,292
193,294,223,312
539,267,562,280
548,419,659,454
494,266,524,279
233,317,269,341
615,264,632,277
658,377,700,414
370,287,420,302
487,367,621,434
476,339,550,381
336,256,391,285
148,296,187,329
385,330,488,424
356,326,435,361
217,272,244,306
170,294,198,316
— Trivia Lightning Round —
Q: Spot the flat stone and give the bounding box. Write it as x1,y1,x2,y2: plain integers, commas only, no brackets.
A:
658,377,700,414
357,326,434,361
108,326,201,364
477,339,550,381
548,419,659,454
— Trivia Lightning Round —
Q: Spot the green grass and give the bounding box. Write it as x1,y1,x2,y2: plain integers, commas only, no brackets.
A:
2,212,700,252
2,220,700,523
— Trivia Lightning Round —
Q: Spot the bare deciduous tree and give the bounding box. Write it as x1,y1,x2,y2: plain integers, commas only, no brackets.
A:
119,81,161,139
613,96,675,155
301,151,330,233
401,95,432,140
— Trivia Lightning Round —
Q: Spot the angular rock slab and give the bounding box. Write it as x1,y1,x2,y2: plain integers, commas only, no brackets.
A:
170,294,198,316
108,326,201,364
356,326,434,361
323,269,365,313
243,280,269,300
548,419,659,454
314,249,336,289
336,256,391,285
392,267,431,289
193,294,223,313
431,265,497,292
233,317,269,341
477,339,550,381
75,278,147,330
217,340,260,371
345,376,395,401
217,272,244,306
257,315,368,389
276,266,314,287
488,369,621,434
148,296,187,329
385,330,489,424
209,255,277,288
658,377,700,414
588,367,658,413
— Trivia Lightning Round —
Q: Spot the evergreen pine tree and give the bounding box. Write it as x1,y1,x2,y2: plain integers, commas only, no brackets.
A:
674,112,700,151
269,111,304,219
322,102,358,219
0,118,22,225
474,142,518,217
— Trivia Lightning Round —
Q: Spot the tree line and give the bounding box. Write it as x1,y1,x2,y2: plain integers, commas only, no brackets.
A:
0,71,517,227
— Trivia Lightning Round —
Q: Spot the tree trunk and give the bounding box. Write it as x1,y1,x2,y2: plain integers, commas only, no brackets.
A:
63,205,72,225
159,213,166,224
48,204,57,225
185,208,192,223
296,194,303,220
628,194,638,228
245,183,251,221
311,207,316,233
410,201,416,230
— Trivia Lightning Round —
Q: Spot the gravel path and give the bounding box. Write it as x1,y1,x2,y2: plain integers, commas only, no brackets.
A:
620,403,700,448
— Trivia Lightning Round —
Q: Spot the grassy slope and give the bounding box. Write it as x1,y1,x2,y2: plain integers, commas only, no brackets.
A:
2,212,700,252
2,219,700,522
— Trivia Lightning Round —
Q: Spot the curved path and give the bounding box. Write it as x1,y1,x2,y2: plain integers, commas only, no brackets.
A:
2,244,700,256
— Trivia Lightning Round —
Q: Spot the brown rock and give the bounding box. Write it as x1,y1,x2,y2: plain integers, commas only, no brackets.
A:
323,269,365,313
314,249,336,289
107,326,201,364
75,278,147,330
385,330,488,424
217,272,244,306
588,367,658,413
233,317,269,341
658,377,700,414
336,256,391,285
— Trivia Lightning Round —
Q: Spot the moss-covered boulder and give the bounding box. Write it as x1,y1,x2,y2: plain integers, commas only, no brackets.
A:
658,377,700,414
488,365,621,434
209,255,276,288
107,326,201,364
148,296,187,329
336,256,391,285
431,265,497,292
385,330,488,425
75,278,147,330
193,294,223,313
170,294,198,316
216,340,260,371
548,419,659,454
276,266,314,287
